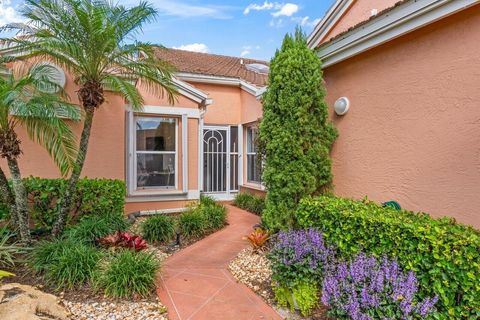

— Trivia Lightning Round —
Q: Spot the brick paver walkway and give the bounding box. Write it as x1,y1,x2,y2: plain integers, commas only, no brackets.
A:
156,205,281,320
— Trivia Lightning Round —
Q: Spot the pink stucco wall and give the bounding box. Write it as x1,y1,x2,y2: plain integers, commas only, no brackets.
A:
324,5,480,228
324,0,399,42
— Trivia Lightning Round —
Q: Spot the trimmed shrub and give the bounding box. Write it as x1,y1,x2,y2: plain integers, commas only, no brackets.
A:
0,177,126,230
202,202,227,231
259,29,337,230
274,281,319,317
179,208,206,239
233,192,265,215
141,215,177,243
296,196,480,319
31,239,102,289
94,249,159,298
66,213,129,245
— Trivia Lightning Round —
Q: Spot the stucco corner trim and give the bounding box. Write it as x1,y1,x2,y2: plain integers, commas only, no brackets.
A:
317,0,480,68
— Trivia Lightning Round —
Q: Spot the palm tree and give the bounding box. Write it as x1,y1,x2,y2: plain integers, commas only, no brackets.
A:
0,0,177,237
0,63,81,243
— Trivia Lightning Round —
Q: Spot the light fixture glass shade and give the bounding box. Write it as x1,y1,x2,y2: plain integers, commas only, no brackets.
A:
334,97,350,115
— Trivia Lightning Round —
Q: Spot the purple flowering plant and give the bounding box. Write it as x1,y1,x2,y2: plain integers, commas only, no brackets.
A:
268,228,335,287
322,253,438,320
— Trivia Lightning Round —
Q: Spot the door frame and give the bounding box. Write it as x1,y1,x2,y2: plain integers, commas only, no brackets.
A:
202,125,238,200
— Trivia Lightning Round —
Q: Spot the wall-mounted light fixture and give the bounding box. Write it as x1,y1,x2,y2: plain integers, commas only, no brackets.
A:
334,97,350,116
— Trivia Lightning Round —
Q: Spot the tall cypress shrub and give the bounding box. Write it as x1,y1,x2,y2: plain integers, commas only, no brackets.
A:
260,29,337,230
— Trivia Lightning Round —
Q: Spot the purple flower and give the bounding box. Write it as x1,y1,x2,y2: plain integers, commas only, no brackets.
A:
321,253,437,319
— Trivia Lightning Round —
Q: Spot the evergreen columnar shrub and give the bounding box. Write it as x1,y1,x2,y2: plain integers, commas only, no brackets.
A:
32,239,102,289
260,29,337,230
296,196,480,319
66,213,129,245
95,249,159,298
233,192,265,215
141,215,177,243
322,253,438,320
0,178,126,230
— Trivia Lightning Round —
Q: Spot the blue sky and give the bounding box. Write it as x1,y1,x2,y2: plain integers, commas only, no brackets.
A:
0,0,336,61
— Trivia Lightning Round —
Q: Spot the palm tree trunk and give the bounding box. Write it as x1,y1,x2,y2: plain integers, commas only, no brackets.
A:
0,166,17,228
52,108,95,237
7,159,31,243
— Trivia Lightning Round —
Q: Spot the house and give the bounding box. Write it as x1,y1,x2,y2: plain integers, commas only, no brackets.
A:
307,0,480,228
1,48,267,214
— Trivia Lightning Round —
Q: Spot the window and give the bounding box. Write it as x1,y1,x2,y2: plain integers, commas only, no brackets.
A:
247,126,262,184
135,117,177,189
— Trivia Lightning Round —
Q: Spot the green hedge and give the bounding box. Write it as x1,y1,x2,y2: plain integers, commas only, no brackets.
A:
0,177,126,230
296,196,480,320
233,192,265,215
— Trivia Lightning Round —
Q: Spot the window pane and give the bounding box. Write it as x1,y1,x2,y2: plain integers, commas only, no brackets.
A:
136,117,176,152
247,127,254,153
230,126,238,153
247,154,262,183
137,154,175,188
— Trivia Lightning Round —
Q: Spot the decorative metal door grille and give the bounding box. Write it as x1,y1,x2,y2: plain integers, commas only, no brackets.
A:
203,128,227,192
202,126,239,194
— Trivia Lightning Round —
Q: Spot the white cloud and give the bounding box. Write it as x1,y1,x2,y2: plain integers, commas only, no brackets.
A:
271,3,299,17
244,2,279,15
269,18,284,28
173,43,209,53
240,49,251,57
292,16,320,27
122,0,231,19
0,0,24,26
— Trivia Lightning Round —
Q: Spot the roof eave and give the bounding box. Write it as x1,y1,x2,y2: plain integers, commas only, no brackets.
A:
317,0,479,68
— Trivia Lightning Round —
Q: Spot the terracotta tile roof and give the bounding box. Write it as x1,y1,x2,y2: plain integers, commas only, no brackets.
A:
153,47,269,87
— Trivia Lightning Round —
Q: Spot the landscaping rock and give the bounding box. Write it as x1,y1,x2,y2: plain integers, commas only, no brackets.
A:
0,283,69,320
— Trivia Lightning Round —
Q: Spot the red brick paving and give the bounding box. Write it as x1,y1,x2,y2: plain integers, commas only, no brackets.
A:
156,205,281,320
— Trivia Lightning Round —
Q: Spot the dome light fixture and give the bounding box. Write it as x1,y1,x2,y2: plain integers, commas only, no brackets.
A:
334,97,350,116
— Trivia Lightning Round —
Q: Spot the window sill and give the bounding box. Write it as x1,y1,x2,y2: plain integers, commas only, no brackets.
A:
128,189,185,197
241,182,265,192
126,189,200,203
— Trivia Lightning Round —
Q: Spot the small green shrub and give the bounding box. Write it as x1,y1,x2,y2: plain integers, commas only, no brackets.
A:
233,192,265,215
66,213,129,245
0,178,126,230
141,215,177,243
179,208,206,239
296,195,480,319
202,202,227,230
199,195,217,207
0,232,26,267
94,249,159,298
32,239,102,289
273,281,319,316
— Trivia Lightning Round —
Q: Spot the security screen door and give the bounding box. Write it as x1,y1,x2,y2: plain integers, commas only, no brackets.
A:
203,126,239,195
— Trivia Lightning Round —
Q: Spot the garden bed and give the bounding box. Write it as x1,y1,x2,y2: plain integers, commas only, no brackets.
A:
228,247,330,320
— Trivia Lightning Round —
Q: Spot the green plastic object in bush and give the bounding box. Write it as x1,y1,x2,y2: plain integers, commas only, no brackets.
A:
233,192,265,215
296,195,480,320
0,177,126,230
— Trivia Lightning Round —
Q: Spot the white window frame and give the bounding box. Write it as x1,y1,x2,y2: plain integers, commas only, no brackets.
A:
246,125,262,185
134,116,178,191
127,106,191,197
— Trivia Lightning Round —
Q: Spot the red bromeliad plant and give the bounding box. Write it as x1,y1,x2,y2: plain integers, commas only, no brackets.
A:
245,228,270,252
99,231,147,252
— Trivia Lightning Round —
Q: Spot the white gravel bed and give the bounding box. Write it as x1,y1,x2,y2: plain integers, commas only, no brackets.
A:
64,300,168,320
228,247,274,303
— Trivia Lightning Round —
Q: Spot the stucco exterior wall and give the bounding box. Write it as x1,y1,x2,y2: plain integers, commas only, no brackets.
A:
240,89,263,124
324,0,399,42
193,82,242,125
324,6,480,228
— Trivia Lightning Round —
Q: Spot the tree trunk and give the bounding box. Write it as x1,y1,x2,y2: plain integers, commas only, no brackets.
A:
0,166,17,228
7,159,31,244
52,108,95,237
